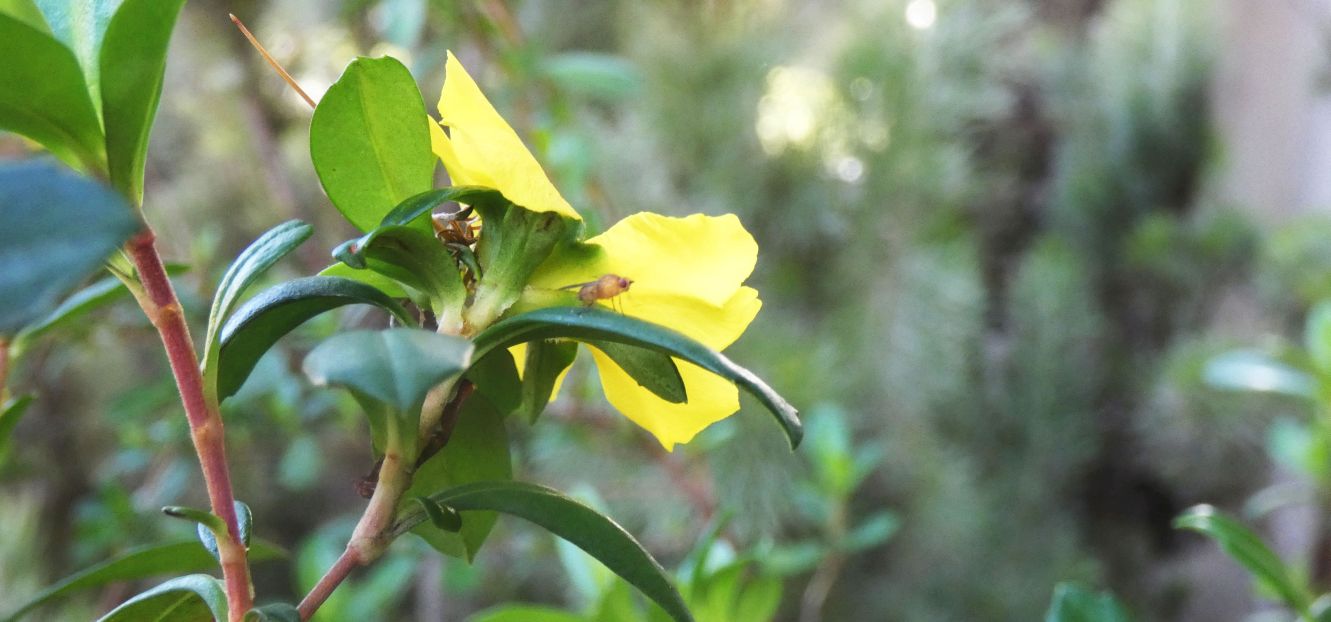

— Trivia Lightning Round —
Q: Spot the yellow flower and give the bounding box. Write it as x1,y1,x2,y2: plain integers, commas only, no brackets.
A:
527,213,763,451
428,52,764,450
430,51,581,221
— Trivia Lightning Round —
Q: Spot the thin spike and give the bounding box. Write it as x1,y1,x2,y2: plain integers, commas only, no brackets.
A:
229,13,317,109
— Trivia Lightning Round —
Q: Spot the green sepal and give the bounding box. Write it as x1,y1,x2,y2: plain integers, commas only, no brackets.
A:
589,340,686,404
516,340,578,423
414,497,463,532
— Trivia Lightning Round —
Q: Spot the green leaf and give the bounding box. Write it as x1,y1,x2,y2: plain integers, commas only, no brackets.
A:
310,56,434,231
0,395,34,462
160,505,225,534
1308,301,1331,375
1202,351,1316,400
0,14,105,171
468,606,588,622
303,328,474,414
0,0,48,33
333,225,464,313
466,348,522,416
12,262,186,355
204,220,314,366
839,511,898,552
319,262,410,300
540,53,643,101
516,340,577,423
97,0,187,204
244,604,300,622
1175,504,1312,615
473,307,802,449
3,540,284,622
215,276,414,401
375,186,509,229
406,397,512,561
414,497,464,532
400,481,693,622
590,340,686,404
1044,582,1131,622
94,574,227,622
192,501,253,563
0,160,139,335
34,0,118,109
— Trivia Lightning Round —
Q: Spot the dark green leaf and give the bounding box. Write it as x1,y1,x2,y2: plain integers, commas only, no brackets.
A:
473,307,801,449
204,220,313,365
244,604,300,622
1175,504,1311,615
0,395,34,462
303,328,473,414
400,481,692,622
319,262,410,300
193,501,253,563
1044,582,1131,622
406,397,511,561
94,574,226,622
376,186,508,229
1202,350,1316,399
516,340,577,423
0,160,139,334
310,56,434,231
333,225,464,313
414,497,463,532
0,14,105,171
590,340,686,404
466,349,522,416
215,276,414,401
3,540,284,622
97,0,187,204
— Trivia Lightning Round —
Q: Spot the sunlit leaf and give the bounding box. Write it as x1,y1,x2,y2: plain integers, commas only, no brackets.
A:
1175,504,1312,615
204,220,313,367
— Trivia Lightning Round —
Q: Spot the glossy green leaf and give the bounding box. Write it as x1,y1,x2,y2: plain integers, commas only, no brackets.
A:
1202,350,1316,400
414,497,463,532
406,397,511,561
473,307,802,449
468,606,587,622
516,340,578,423
376,186,508,229
0,0,48,33
590,340,686,404
244,604,300,622
1307,301,1331,375
0,160,138,335
1044,583,1131,622
204,220,313,366
1175,504,1311,615
95,574,226,622
0,395,34,462
399,481,692,622
466,349,522,416
3,540,284,622
303,328,473,414
310,56,434,231
34,0,118,107
333,225,463,313
0,14,105,171
215,276,414,401
97,0,187,204
319,262,411,300
193,501,253,563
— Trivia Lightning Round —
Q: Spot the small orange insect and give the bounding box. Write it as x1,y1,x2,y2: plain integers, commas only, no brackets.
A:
563,274,633,312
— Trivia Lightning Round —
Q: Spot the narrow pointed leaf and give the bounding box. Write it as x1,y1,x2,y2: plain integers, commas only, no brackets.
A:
216,276,414,400
590,340,686,404
1203,351,1316,399
204,220,314,363
12,266,180,353
0,14,105,171
473,307,801,448
1175,504,1312,615
399,481,693,622
94,574,226,622
303,328,473,414
161,505,225,533
97,0,187,204
0,160,139,334
3,541,284,622
310,56,434,231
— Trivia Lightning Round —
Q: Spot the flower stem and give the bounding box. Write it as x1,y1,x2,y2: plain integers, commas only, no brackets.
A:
125,229,253,621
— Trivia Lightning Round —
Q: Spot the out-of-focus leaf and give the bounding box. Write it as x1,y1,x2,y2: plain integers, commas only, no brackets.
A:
215,276,414,401
590,341,686,404
204,220,313,366
406,397,511,561
1202,350,1316,399
0,395,34,462
474,307,801,449
0,14,104,171
12,262,186,354
516,340,578,423
94,574,226,622
468,606,587,622
0,160,138,334
244,603,300,622
541,53,643,100
303,328,473,414
1043,582,1132,622
3,540,284,622
97,0,187,204
1307,301,1331,375
310,56,434,231
400,481,693,622
840,511,898,552
1175,505,1311,615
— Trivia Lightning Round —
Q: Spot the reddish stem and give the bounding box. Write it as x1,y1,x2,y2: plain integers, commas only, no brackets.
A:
297,548,361,620
126,230,252,620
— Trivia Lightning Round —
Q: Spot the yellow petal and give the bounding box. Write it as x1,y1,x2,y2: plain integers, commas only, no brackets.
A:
590,348,740,451
436,52,580,220
531,212,757,307
615,286,761,351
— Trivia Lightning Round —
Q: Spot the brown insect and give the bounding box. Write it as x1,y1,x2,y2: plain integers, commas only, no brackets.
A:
432,206,479,246
563,274,633,312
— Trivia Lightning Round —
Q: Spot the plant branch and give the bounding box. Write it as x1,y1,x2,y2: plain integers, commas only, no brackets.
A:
125,229,253,621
